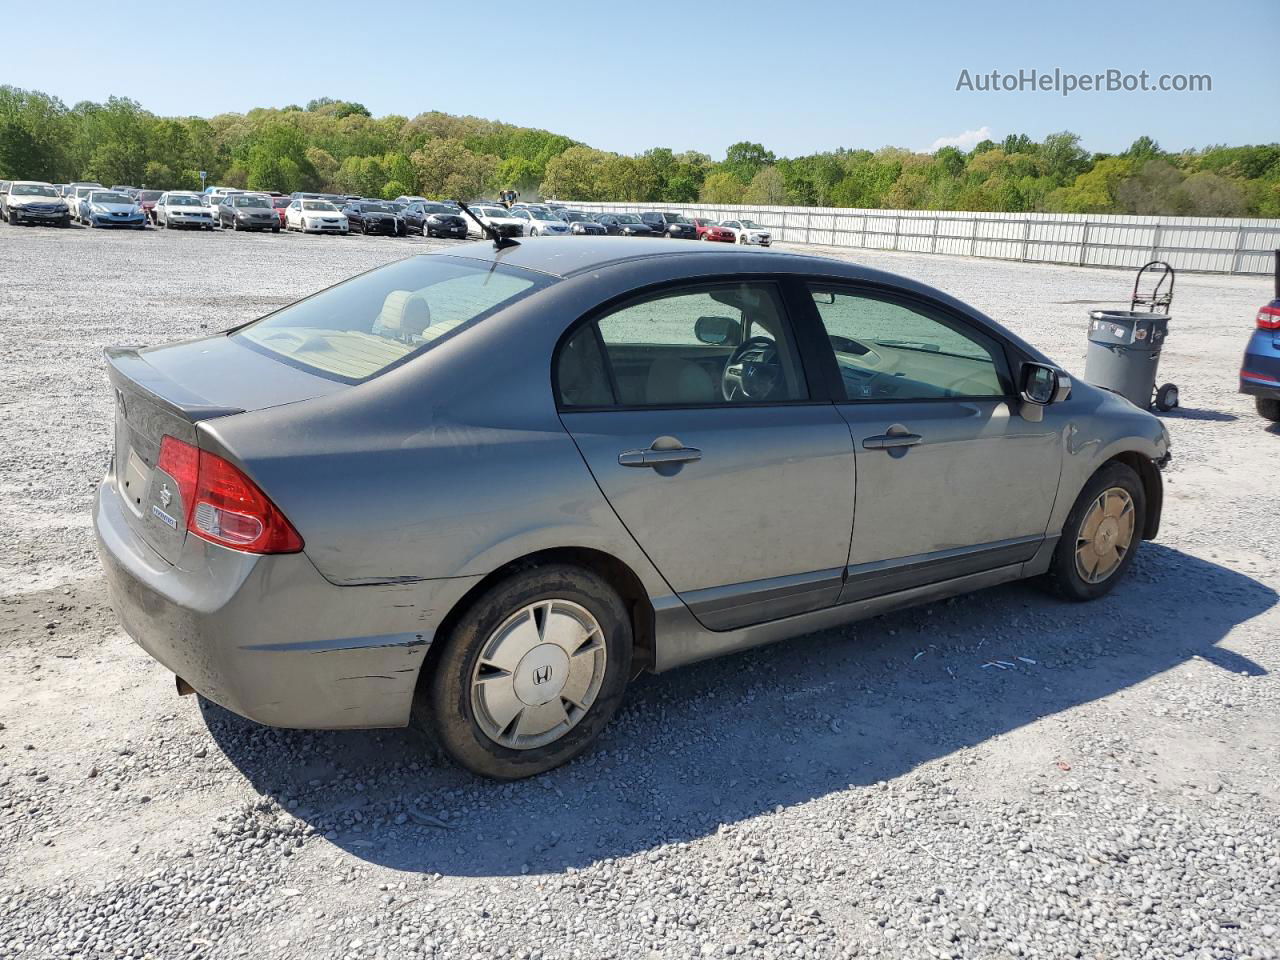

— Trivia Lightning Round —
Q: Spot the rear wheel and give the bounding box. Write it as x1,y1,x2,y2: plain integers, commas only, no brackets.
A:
1046,462,1145,601
1258,397,1280,422
416,564,632,780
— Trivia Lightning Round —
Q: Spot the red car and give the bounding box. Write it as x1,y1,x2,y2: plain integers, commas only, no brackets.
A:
692,217,735,243
271,196,290,226
138,189,163,223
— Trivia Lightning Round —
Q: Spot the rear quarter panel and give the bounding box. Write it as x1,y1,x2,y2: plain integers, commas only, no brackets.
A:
196,274,675,596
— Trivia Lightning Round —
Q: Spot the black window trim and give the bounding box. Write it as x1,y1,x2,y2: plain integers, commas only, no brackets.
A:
787,277,1020,405
553,274,828,413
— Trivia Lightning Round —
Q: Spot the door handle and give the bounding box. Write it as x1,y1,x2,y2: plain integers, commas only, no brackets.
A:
863,432,922,450
618,439,702,467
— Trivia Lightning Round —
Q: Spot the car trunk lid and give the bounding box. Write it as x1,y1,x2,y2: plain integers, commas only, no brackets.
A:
106,335,346,564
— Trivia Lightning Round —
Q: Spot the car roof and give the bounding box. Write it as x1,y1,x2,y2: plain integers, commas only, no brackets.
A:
440,236,912,284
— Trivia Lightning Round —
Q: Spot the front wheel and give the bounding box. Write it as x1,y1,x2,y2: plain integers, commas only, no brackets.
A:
416,564,632,780
1154,383,1179,412
1258,397,1280,422
1045,462,1145,601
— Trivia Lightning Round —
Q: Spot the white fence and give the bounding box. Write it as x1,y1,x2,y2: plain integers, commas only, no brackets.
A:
568,201,1280,275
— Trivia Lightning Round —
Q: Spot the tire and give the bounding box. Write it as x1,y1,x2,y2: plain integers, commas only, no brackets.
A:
1154,383,1179,412
1257,397,1280,422
416,563,633,780
1045,461,1145,602
272,226,279,233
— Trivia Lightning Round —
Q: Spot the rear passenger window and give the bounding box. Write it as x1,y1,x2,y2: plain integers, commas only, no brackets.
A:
555,325,614,407
556,283,809,408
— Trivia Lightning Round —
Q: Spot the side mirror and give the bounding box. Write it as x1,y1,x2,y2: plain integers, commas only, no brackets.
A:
1019,363,1071,420
695,315,742,346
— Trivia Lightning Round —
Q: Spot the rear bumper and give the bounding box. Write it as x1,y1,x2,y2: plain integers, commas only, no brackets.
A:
1240,335,1280,400
94,473,480,729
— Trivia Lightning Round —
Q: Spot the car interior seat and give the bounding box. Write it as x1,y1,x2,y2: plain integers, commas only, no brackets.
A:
374,290,432,342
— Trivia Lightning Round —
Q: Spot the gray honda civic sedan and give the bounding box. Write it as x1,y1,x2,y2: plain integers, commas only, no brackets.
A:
95,238,1170,779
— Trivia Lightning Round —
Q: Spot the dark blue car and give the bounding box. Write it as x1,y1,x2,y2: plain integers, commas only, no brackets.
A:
1241,295,1280,423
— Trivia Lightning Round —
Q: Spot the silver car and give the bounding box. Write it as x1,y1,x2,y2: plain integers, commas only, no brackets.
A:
95,239,1170,779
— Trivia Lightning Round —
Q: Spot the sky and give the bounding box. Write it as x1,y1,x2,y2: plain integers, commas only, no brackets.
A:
7,0,1275,159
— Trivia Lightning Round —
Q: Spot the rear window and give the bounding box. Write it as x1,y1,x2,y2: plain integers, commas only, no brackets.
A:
235,256,552,382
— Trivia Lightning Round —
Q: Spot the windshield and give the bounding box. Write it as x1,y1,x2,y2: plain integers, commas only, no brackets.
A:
478,207,508,218
615,214,642,224
666,214,691,224
91,192,133,205
232,195,270,208
361,203,396,213
168,195,202,206
12,184,59,197
421,203,452,214
271,197,290,208
302,200,337,212
531,210,559,220
740,220,763,229
139,190,162,201
237,257,552,382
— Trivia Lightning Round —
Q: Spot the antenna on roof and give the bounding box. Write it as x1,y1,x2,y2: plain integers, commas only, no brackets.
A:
454,199,519,250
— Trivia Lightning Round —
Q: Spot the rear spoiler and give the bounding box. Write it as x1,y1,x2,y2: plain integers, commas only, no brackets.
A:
105,346,245,423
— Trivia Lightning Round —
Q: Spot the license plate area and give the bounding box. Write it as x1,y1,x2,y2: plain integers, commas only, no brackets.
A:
121,448,151,518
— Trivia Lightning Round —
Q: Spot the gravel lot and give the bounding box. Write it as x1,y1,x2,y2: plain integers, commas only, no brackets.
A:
1,222,1277,960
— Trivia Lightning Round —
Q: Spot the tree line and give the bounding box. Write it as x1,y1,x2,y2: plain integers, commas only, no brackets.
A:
2,87,1277,217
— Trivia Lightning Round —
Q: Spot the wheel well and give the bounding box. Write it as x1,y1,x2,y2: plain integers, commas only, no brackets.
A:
415,548,656,697
1104,452,1163,540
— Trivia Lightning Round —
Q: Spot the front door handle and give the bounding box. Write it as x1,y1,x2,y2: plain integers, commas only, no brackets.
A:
619,438,702,467
863,431,922,450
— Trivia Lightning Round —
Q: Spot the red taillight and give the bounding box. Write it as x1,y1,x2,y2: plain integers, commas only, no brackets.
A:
157,435,199,526
155,436,303,554
1258,305,1280,330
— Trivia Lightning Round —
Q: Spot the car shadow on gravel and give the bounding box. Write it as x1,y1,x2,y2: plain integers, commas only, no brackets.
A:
202,542,1273,879
1157,407,1238,422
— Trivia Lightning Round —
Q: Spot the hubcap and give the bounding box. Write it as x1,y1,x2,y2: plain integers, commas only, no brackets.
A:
1075,487,1135,584
470,599,607,750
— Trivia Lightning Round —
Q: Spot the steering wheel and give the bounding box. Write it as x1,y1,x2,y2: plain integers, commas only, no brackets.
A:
722,336,786,401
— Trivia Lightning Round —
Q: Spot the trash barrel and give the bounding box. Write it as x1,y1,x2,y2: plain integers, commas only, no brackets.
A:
1084,310,1171,409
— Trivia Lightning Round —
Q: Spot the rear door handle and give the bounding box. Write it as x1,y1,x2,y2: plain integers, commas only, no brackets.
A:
863,432,922,450
618,444,702,467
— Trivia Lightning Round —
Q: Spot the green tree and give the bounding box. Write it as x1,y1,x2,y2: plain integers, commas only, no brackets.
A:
410,138,498,199
540,146,612,200
721,141,776,184
743,167,787,204
700,171,747,204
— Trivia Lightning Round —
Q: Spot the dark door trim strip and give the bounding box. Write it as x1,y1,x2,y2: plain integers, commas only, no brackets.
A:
681,567,845,631
839,535,1043,605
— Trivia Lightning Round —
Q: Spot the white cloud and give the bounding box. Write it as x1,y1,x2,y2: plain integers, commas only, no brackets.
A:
928,126,993,152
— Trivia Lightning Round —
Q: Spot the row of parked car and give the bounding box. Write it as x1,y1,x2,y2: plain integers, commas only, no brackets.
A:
0,177,775,245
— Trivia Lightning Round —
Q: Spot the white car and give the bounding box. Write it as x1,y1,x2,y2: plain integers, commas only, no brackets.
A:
508,206,571,237
155,192,215,230
718,218,773,246
68,184,107,223
285,198,349,234
464,204,526,239
4,181,71,226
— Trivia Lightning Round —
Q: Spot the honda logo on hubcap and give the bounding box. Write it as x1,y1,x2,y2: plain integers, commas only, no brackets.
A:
532,665,553,685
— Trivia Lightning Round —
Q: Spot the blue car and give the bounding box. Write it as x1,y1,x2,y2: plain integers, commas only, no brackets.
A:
79,189,148,229
1240,285,1280,422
